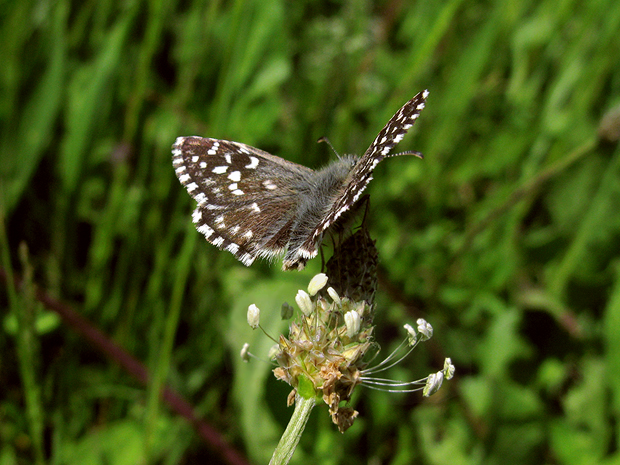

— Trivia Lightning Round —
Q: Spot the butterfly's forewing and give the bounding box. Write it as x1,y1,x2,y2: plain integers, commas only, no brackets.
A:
173,136,315,265
292,90,429,267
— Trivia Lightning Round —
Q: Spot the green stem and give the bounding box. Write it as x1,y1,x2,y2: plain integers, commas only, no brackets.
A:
269,394,316,465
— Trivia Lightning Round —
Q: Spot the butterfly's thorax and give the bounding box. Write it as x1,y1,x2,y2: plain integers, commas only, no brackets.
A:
283,156,359,263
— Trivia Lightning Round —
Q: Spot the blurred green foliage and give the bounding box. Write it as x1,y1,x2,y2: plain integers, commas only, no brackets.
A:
2,0,620,463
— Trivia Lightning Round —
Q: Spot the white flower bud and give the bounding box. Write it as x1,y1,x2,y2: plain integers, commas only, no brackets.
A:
247,304,260,329
344,310,361,338
295,289,313,316
308,273,328,296
327,287,341,306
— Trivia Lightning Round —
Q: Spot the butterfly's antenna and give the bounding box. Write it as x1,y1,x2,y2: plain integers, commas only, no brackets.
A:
388,150,424,159
317,137,341,158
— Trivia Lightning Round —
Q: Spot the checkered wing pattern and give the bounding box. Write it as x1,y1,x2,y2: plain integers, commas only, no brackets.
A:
172,137,314,266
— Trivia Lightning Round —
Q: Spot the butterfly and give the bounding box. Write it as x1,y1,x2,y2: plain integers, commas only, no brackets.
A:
172,89,428,270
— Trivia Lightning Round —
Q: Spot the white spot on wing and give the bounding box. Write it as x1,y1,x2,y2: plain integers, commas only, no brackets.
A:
232,189,244,195
207,142,220,155
299,248,318,259
245,157,259,169
212,236,224,247
228,171,241,182
197,224,214,238
213,166,228,174
195,193,207,205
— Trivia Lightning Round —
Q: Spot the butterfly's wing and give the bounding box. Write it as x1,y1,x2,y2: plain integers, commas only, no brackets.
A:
173,136,315,266
288,90,429,269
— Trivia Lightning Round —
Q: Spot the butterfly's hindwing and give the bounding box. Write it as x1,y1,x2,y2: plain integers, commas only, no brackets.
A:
173,136,314,265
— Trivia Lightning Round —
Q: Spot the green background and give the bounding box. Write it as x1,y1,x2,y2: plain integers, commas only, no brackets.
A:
2,0,620,464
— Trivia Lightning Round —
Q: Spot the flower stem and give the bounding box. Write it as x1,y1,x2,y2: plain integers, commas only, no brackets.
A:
269,394,316,465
